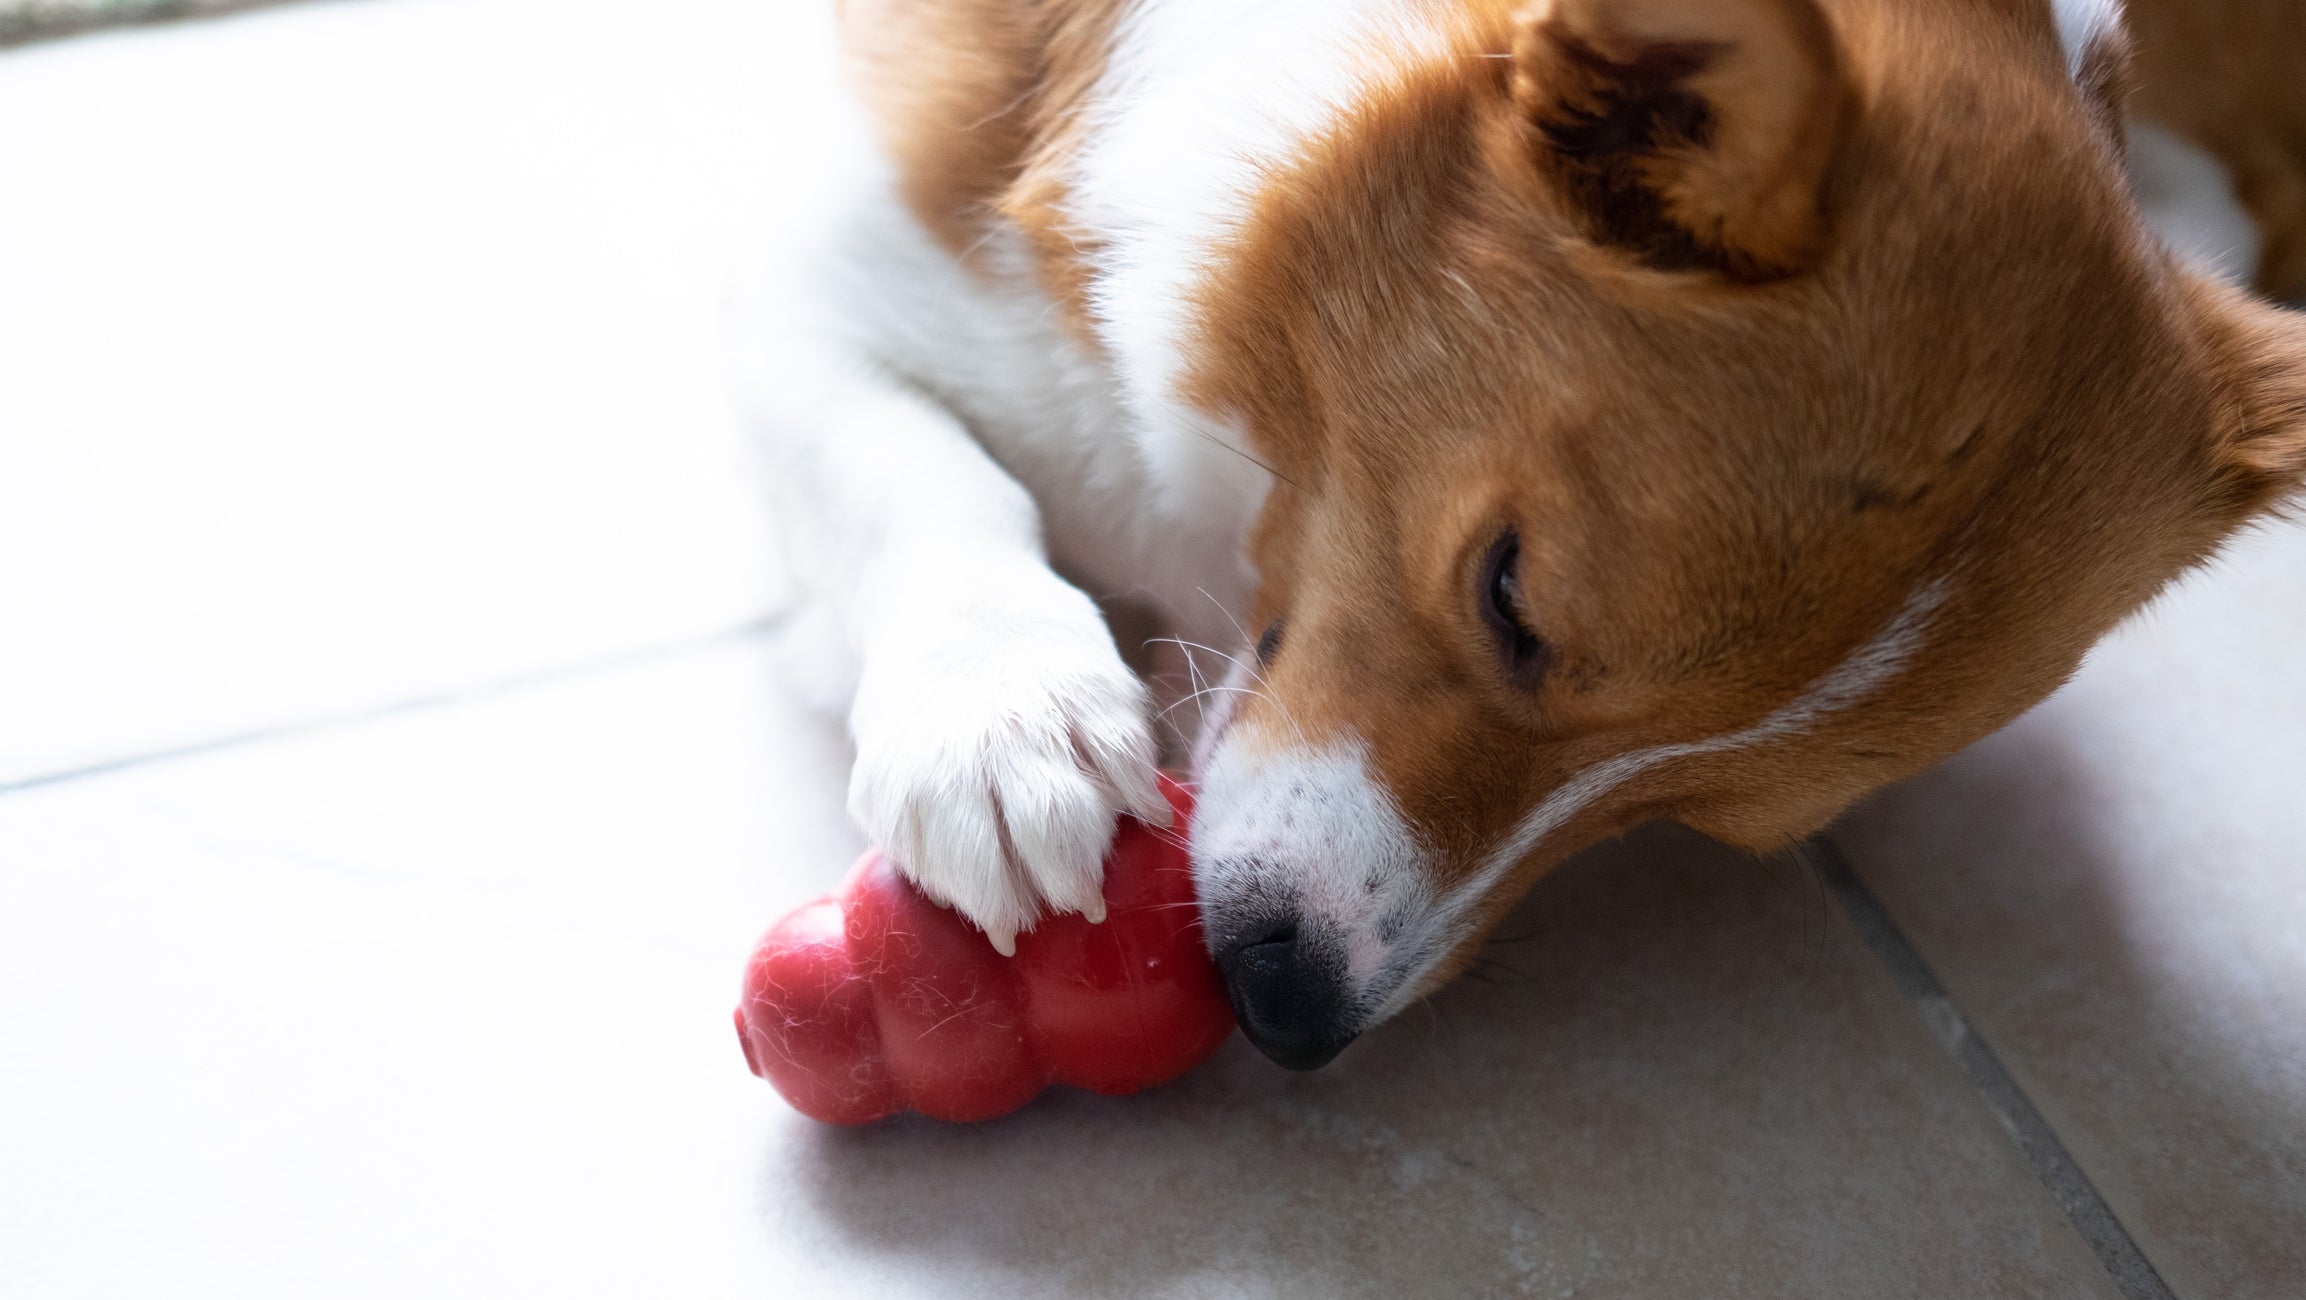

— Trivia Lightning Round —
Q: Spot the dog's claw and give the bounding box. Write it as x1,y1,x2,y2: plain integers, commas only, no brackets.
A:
844,571,1163,963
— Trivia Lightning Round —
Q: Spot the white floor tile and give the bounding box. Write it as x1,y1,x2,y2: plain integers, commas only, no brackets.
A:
1838,515,2306,1300
0,639,2118,1299
0,638,858,1299
0,0,832,783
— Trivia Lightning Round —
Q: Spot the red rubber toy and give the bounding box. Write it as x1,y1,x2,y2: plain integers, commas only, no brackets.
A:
734,774,1234,1124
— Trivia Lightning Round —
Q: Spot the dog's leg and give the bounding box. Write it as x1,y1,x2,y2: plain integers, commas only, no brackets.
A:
747,342,1170,955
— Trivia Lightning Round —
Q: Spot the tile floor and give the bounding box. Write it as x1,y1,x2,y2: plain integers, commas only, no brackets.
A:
1835,517,2306,1300
1,3,2299,1297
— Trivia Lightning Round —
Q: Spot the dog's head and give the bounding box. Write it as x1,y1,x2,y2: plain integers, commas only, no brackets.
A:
1176,0,2306,1068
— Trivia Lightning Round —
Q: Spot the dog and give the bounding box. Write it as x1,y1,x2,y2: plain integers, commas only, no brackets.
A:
730,0,2306,1071
2122,0,2306,301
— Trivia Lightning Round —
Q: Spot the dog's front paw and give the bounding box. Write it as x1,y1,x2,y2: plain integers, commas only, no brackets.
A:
846,576,1170,955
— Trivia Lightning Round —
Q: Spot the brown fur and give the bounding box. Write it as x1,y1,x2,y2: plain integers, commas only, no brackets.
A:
1515,0,1852,279
1179,0,2305,981
846,0,2306,992
2125,0,2306,301
839,0,1126,336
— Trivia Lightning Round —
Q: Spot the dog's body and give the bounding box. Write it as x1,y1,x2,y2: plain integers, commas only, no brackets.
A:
734,0,2306,1068
2125,0,2306,300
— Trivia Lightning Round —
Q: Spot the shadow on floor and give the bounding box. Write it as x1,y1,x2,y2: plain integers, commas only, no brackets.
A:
762,822,2115,1299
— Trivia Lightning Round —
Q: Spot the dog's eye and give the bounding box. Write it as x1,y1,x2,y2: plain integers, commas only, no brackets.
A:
1479,531,1551,686
1255,620,1285,669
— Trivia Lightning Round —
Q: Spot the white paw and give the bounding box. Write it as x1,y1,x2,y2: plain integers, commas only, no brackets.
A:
845,571,1170,955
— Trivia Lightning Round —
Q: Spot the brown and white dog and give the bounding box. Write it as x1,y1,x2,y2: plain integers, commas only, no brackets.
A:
732,0,2306,1070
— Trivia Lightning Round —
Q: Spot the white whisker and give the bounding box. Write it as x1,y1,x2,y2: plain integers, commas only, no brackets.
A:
1155,682,1271,723
1151,632,1308,749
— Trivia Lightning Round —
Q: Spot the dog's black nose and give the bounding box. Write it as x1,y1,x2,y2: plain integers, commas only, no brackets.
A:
1213,920,1359,1071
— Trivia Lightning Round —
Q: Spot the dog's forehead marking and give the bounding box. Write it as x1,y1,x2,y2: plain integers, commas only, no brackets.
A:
1067,0,1451,508
1200,579,1951,1027
2051,0,2124,79
1438,578,1953,937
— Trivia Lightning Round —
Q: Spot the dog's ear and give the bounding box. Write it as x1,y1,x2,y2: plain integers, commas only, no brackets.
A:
2207,296,2306,517
1510,0,1850,280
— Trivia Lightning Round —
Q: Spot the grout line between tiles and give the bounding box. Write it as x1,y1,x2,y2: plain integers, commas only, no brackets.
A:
1807,837,2177,1300
0,612,790,800
0,0,317,50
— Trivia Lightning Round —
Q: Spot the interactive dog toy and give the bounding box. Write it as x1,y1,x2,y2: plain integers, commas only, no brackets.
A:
734,774,1234,1123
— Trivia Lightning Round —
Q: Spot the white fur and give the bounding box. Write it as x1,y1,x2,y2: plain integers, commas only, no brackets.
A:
1190,740,1434,991
1474,581,1947,890
2050,0,2123,79
1070,0,1449,516
1188,581,1948,1022
1365,579,1954,1014
729,100,1182,951
737,2,2002,1004
730,1,1473,946
1218,579,1946,1023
